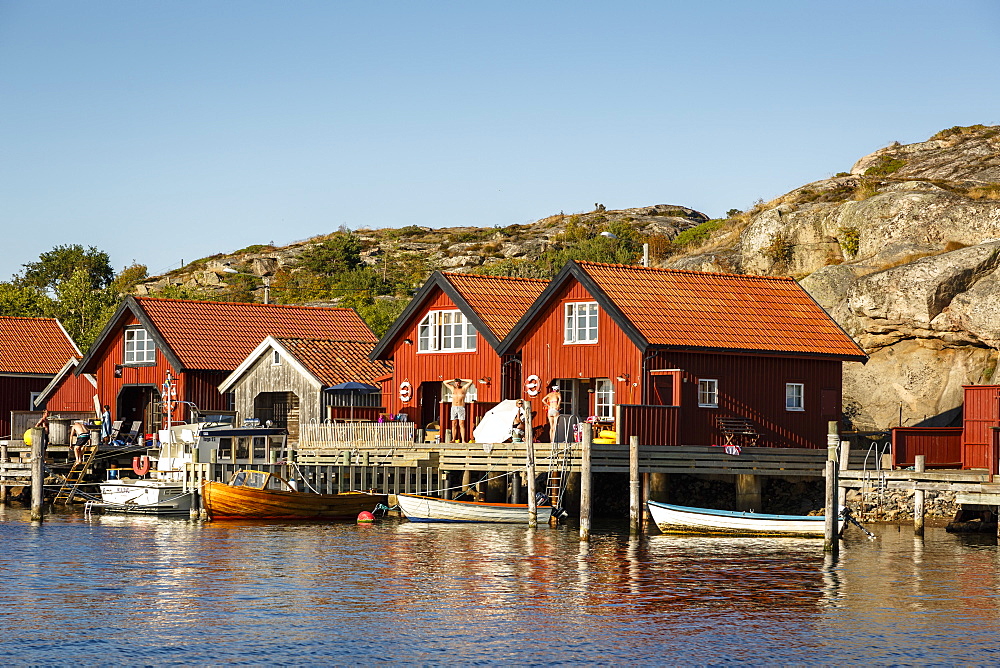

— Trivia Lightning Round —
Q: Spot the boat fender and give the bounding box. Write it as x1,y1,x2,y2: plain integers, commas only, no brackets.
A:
132,455,151,476
357,511,375,523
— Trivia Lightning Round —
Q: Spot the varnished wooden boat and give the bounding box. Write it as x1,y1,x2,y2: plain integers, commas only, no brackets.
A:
647,499,844,537
202,469,386,520
397,493,554,523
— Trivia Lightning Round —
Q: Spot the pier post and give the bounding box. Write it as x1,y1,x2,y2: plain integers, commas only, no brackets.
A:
29,427,43,522
642,472,652,530
838,439,851,508
526,406,537,528
580,423,592,542
629,435,640,534
0,443,8,505
824,423,840,554
735,475,762,512
914,455,926,537
511,470,521,503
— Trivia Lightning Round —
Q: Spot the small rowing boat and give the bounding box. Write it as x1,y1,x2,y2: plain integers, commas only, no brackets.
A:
202,469,386,520
397,493,553,523
647,500,844,537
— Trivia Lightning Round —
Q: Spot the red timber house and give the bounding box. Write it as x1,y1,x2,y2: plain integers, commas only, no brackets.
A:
371,272,548,431
75,297,377,438
0,317,81,438
498,261,869,448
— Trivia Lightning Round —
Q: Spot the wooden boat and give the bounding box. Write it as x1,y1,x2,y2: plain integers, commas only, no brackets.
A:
647,499,844,537
202,469,386,520
396,493,553,523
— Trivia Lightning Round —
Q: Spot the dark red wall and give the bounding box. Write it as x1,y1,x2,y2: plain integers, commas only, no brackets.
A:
962,385,1000,470
43,373,98,413
646,350,843,448
0,375,51,438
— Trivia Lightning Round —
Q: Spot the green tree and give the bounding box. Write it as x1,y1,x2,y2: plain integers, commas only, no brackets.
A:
298,233,364,276
18,244,114,291
0,282,51,317
50,267,119,349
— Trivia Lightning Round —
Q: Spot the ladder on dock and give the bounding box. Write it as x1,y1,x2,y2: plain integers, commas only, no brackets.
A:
53,443,100,505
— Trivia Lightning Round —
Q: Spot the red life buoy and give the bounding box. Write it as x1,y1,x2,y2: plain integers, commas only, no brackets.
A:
399,381,412,403
133,455,151,476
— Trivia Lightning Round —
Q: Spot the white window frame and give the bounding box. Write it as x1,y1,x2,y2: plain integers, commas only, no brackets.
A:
272,350,281,365
786,383,805,411
698,379,718,408
564,302,599,344
440,381,478,403
595,378,615,420
29,391,42,410
124,327,156,364
417,310,477,353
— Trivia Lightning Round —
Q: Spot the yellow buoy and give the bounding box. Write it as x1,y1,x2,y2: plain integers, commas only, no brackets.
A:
23,429,33,446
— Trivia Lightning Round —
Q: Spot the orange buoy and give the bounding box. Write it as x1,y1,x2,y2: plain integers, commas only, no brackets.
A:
132,455,151,476
357,511,375,523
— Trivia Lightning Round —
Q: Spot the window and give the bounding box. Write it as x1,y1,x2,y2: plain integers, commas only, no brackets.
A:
272,350,281,365
595,378,615,420
698,379,718,407
418,310,476,352
786,383,804,411
441,381,478,403
29,392,42,410
564,302,599,344
124,327,156,364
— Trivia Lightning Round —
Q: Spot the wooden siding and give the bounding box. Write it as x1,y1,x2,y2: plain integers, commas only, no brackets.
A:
231,351,319,444
517,279,642,428
645,350,843,449
962,385,1000,471
617,404,680,447
42,374,98,413
384,288,505,417
892,427,963,468
0,375,52,438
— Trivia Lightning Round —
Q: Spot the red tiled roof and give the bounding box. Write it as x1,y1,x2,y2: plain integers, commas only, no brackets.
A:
0,317,79,374
274,338,390,386
575,262,867,358
442,273,548,340
135,297,376,371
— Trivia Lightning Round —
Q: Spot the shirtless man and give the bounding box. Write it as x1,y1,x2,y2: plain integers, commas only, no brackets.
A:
448,378,473,443
541,385,561,442
69,420,90,464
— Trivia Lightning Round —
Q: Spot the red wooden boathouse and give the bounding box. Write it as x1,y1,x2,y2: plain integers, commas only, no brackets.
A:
371,272,547,432
0,317,80,438
76,297,376,436
499,261,869,448
32,357,98,413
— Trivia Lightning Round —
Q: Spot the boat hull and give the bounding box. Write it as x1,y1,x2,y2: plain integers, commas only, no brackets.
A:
202,480,386,520
647,500,842,537
397,493,553,523
98,480,192,515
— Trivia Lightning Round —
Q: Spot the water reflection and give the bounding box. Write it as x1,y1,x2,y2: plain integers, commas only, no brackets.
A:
1,508,1000,663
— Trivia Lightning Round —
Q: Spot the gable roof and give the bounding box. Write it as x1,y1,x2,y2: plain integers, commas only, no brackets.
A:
0,317,80,375
32,357,97,408
79,296,376,374
220,337,391,392
371,272,548,359
500,261,868,361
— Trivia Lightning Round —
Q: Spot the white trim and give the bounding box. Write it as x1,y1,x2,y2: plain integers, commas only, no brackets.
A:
54,318,83,357
563,301,599,344
218,336,323,393
785,382,805,411
698,378,718,408
31,357,82,407
417,309,477,353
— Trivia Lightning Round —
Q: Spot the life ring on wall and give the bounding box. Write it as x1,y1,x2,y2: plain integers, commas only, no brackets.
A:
525,374,540,397
399,381,412,403
133,455,151,477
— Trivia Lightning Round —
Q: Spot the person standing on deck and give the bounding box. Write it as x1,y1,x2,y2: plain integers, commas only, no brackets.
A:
541,385,561,442
100,405,112,444
448,378,473,443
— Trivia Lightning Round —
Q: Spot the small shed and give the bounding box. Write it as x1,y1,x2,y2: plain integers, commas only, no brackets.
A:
219,337,392,445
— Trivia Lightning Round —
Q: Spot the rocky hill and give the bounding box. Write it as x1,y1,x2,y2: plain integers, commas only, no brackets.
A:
136,124,1000,431
668,124,1000,430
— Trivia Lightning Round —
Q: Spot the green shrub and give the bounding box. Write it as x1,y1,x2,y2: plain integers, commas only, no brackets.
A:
839,227,860,256
765,234,794,271
232,244,274,255
864,155,907,176
671,220,723,246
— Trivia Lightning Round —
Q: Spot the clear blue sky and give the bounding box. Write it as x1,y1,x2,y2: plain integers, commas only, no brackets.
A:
1,1,998,280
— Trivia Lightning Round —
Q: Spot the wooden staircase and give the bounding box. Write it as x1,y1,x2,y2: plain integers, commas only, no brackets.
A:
53,443,100,505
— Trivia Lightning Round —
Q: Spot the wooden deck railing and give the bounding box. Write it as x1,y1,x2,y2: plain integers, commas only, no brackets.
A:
298,421,416,451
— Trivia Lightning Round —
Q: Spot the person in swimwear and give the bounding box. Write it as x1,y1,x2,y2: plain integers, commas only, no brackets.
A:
541,385,561,442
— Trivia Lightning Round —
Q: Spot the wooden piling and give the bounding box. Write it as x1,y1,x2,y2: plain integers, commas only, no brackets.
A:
526,406,537,528
629,435,640,534
838,439,851,508
735,474,762,512
580,423,592,542
29,427,43,521
511,470,521,504
914,454,925,537
0,443,8,505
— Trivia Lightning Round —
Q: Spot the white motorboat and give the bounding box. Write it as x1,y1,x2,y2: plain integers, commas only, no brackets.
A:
397,493,553,523
647,499,844,537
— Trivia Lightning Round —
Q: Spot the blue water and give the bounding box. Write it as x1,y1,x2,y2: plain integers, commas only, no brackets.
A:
1,505,999,665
